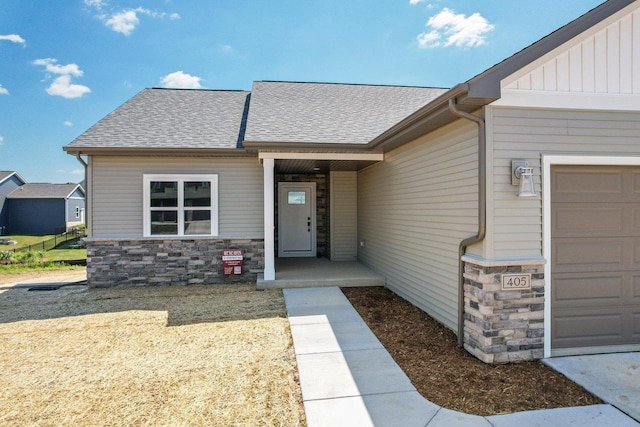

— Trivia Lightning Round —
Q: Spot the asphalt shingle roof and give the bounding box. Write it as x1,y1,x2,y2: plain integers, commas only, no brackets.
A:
65,88,251,150
244,81,448,145
7,183,83,199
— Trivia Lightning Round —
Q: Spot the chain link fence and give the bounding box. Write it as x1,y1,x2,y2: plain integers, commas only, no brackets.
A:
6,228,86,253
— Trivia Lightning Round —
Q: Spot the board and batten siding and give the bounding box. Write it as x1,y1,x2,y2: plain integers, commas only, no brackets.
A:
330,171,357,261
489,106,640,259
358,119,478,331
90,156,264,238
504,2,640,96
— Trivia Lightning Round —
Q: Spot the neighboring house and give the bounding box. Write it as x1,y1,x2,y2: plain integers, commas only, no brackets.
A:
64,0,640,363
5,183,85,235
0,171,27,235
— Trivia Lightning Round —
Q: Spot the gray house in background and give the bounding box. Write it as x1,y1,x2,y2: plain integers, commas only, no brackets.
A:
0,171,27,235
0,173,85,235
65,0,640,363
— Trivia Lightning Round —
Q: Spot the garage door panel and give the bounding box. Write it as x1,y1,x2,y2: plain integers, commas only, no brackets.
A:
552,239,624,271
553,309,638,348
552,170,623,201
553,207,624,236
553,312,624,348
553,274,624,303
633,171,640,193
633,208,640,232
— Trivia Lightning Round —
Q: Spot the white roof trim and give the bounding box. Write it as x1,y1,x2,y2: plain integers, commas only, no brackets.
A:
492,89,640,110
258,152,384,161
0,171,26,186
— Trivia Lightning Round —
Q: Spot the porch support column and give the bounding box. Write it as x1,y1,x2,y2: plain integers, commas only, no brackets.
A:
263,158,276,280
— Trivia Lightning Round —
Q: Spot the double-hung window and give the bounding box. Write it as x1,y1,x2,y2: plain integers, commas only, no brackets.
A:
143,174,218,237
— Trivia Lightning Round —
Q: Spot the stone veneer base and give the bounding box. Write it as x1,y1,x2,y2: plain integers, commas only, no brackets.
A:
86,238,264,288
462,256,546,364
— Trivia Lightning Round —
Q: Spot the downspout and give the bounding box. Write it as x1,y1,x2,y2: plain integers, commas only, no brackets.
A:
448,99,487,348
74,153,89,236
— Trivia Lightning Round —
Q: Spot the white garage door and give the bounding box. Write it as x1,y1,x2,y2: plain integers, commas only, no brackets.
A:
551,165,640,355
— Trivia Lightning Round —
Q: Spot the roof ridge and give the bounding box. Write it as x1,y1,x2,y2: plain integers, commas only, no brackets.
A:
255,80,449,90
147,87,250,93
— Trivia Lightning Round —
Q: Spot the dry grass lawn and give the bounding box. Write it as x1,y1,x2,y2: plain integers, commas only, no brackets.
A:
0,283,305,426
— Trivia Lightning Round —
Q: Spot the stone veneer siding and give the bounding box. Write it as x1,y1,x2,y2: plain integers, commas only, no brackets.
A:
86,238,264,288
462,256,546,364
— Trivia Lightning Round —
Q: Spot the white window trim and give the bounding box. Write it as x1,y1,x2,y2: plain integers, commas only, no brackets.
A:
542,155,640,358
143,174,219,237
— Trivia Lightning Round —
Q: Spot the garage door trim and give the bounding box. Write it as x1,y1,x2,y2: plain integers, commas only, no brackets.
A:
542,155,640,358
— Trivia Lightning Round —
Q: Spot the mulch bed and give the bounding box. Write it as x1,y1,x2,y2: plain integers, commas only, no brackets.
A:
342,286,602,416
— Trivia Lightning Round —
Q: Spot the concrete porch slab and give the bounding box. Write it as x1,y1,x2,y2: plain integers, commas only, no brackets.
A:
258,258,384,289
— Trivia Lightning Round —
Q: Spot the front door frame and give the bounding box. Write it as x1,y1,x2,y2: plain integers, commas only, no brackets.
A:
278,182,317,257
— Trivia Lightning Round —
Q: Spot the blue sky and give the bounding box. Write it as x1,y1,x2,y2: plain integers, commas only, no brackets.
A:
1,0,604,183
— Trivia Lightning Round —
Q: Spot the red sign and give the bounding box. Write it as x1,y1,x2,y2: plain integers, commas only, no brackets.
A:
222,249,243,275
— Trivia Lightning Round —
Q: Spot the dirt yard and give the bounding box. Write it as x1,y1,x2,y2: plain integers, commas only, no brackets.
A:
0,282,305,426
342,286,603,416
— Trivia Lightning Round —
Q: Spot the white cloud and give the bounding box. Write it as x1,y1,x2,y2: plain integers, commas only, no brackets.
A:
0,84,8,95
46,75,91,98
417,8,494,49
64,121,73,127
33,58,83,77
33,58,91,99
160,71,204,89
84,0,106,9
71,169,84,175
90,4,179,36
106,9,140,36
0,34,26,44
0,135,4,145
409,0,425,4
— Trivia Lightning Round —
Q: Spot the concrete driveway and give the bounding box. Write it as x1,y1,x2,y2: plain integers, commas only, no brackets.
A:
543,353,640,423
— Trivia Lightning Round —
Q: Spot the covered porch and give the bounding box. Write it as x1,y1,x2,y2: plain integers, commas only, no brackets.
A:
257,257,385,289
259,151,384,287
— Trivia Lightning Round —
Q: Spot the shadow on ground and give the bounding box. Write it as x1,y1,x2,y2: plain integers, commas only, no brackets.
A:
0,282,285,326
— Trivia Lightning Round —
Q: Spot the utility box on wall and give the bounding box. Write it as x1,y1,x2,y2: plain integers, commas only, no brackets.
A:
222,249,243,275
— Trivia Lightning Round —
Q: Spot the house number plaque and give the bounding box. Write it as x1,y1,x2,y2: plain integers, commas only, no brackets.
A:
501,273,531,290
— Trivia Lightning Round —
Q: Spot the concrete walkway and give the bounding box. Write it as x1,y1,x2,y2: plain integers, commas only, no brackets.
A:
284,287,639,427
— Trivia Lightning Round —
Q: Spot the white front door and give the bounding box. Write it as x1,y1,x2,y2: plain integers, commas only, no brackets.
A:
278,182,316,257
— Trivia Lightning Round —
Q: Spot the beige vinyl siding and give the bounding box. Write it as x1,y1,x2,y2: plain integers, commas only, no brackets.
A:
490,106,640,258
330,171,357,261
358,119,478,331
90,156,263,238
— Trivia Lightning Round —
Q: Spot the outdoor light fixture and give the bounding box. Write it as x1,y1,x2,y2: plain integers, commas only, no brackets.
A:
511,160,537,198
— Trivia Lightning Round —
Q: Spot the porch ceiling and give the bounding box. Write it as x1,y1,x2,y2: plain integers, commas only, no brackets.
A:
275,158,377,173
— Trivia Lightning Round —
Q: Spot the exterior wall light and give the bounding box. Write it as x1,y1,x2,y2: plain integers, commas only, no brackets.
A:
511,160,537,198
